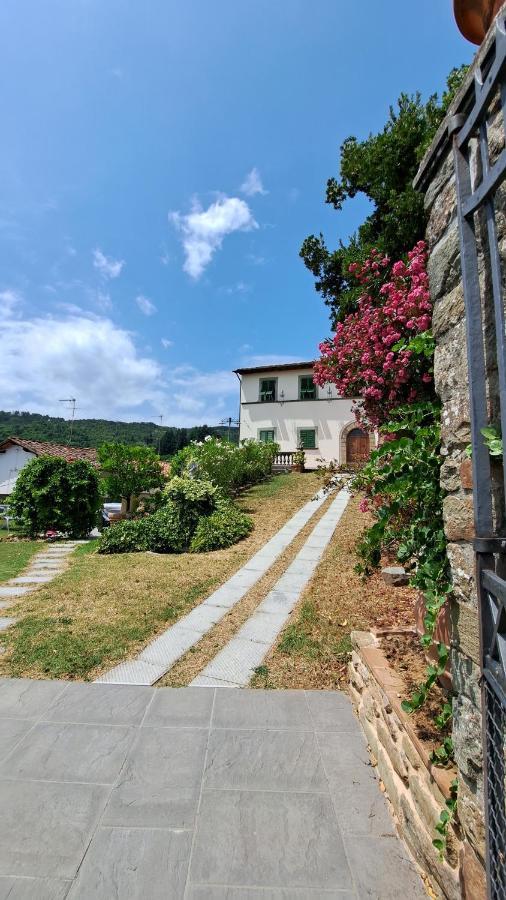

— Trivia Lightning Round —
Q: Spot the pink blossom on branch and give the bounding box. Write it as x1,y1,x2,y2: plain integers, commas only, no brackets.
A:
314,242,432,427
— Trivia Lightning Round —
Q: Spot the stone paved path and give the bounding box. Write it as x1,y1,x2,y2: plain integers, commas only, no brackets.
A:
0,678,426,898
97,488,333,686
0,543,81,631
193,490,350,687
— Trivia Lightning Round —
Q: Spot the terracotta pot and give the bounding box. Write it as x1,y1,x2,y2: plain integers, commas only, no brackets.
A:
454,0,505,44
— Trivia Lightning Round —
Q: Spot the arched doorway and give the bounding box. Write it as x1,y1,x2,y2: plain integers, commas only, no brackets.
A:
346,427,370,463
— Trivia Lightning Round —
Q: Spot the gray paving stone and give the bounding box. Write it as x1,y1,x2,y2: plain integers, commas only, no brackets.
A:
179,603,227,633
0,586,35,598
103,726,207,828
143,685,214,728
0,779,108,878
0,617,16,631
204,729,328,792
44,682,153,725
201,638,267,686
0,722,133,784
0,678,65,718
316,728,371,771
139,624,202,668
67,826,191,900
305,691,358,732
327,768,396,837
259,589,300,614
343,833,425,898
189,790,353,891
238,610,288,644
0,876,72,899
212,689,313,731
274,572,311,593
0,718,34,761
202,584,243,609
95,657,162,685
191,674,236,687
9,575,54,584
186,888,354,899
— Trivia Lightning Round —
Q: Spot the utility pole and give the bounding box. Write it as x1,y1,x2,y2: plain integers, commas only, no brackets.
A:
59,398,77,445
157,415,163,455
220,416,239,443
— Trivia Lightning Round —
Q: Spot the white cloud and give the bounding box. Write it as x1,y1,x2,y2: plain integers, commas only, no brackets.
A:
240,353,306,368
224,281,252,296
95,289,112,311
247,253,266,266
161,338,173,349
170,196,258,279
240,167,267,197
0,302,238,426
0,289,22,317
135,294,157,316
93,248,124,280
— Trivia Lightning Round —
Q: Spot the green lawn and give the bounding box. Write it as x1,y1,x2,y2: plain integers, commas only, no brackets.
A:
0,541,42,583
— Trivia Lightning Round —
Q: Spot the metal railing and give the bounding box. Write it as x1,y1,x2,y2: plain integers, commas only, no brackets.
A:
452,15,506,897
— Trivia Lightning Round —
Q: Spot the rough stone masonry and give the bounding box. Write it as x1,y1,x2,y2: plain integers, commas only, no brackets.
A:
414,28,506,894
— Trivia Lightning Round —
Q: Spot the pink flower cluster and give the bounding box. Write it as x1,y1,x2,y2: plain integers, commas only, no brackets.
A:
314,242,432,426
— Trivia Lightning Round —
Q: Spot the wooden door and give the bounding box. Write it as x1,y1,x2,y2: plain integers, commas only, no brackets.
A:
346,428,369,463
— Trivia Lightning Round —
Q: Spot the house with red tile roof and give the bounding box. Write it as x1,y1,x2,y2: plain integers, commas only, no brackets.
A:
0,437,98,497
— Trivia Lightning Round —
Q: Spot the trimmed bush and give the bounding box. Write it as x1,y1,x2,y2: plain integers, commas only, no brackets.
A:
98,475,252,555
190,504,252,552
8,455,101,538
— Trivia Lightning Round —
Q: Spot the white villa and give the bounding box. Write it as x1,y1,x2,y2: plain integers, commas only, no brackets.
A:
234,360,371,468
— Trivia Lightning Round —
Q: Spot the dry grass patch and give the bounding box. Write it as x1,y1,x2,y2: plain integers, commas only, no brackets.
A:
250,495,418,691
158,486,335,686
0,473,320,681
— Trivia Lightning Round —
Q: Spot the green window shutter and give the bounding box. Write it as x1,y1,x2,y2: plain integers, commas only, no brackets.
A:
299,429,316,449
299,376,316,400
259,430,275,443
260,379,276,402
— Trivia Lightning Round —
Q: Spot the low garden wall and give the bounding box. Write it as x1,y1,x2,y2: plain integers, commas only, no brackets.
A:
349,630,485,900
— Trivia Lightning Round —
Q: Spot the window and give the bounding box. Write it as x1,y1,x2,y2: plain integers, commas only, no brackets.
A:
259,429,276,443
299,376,316,400
259,378,276,402
298,428,317,450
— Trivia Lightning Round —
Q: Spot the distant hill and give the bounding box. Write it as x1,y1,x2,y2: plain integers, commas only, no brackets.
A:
0,410,239,455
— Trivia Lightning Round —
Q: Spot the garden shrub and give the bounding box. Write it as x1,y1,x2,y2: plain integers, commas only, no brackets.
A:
98,475,252,554
170,436,277,495
190,503,252,552
8,455,101,538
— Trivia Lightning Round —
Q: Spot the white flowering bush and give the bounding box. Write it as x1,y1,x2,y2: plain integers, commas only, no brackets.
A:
170,437,278,495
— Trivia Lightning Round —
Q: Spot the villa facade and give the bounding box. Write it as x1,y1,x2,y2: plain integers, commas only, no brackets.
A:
234,360,370,468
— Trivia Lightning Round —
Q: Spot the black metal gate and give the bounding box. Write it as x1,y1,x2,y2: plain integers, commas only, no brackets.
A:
451,14,506,899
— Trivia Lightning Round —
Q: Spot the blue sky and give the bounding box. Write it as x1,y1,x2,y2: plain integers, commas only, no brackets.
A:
0,0,471,425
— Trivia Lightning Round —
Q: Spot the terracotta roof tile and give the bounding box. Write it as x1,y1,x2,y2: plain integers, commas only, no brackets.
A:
0,437,98,466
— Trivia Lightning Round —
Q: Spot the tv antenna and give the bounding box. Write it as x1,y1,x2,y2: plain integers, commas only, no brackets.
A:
59,398,77,445
219,416,239,443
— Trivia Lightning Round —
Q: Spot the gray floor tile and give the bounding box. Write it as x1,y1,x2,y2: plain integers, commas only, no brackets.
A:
191,675,236,687
202,585,243,609
95,657,161,685
327,770,396,837
343,833,425,898
0,718,34,761
0,678,65,719
144,686,214,727
0,780,108,878
0,617,16,631
190,790,353,890
0,876,71,899
179,603,227,632
260,590,299,614
305,691,359,731
204,729,328,792
238,611,288,644
0,722,133,784
44,682,153,725
213,690,313,731
187,888,354,899
67,826,192,899
0,587,34,597
103,726,207,827
9,575,53,583
139,625,202,667
317,729,371,771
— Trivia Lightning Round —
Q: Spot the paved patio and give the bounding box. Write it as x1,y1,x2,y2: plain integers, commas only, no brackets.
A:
0,679,425,898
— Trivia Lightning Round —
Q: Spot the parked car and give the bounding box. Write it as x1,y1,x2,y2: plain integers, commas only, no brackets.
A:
101,502,122,527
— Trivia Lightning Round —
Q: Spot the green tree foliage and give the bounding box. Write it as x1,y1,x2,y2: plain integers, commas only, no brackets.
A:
97,443,165,512
0,410,237,451
8,456,101,538
300,66,468,326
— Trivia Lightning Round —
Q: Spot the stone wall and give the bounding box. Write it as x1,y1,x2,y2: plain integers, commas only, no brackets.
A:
413,28,506,895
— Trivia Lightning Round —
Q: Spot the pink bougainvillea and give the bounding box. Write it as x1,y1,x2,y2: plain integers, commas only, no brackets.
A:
314,241,432,427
